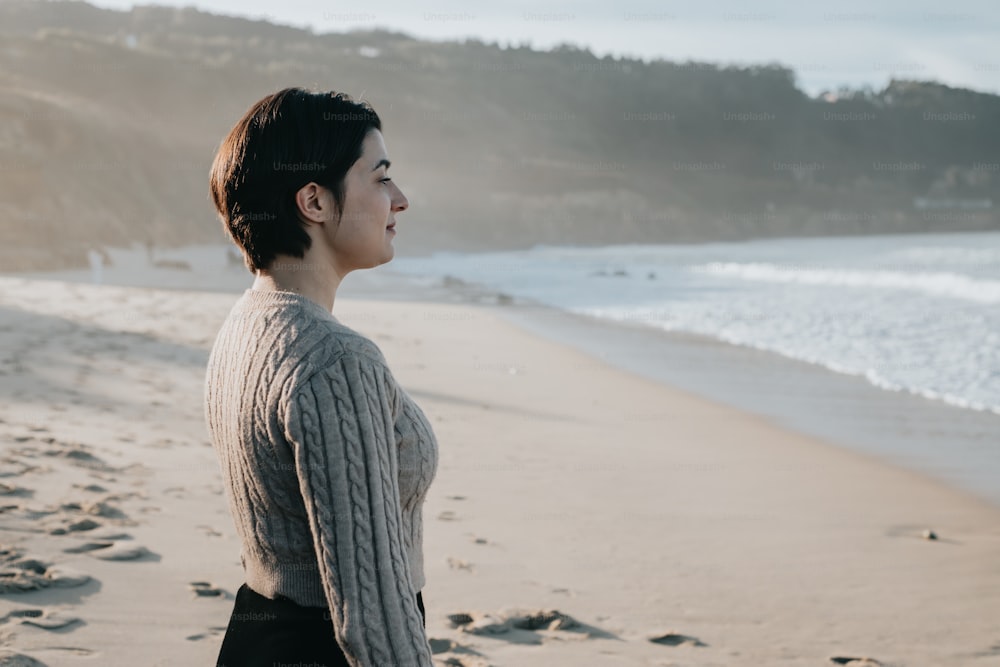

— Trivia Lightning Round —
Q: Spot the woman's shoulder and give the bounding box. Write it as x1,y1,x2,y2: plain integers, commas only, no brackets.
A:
287,316,398,391
320,322,389,371
283,327,405,426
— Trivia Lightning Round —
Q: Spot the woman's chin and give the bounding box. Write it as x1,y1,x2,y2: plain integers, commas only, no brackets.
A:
377,246,395,266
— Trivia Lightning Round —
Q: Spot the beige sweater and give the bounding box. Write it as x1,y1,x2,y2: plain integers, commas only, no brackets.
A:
204,287,438,666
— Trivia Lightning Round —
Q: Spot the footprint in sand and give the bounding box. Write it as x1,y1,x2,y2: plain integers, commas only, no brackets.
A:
438,657,493,667
86,543,153,561
47,496,136,535
429,638,490,666
458,613,531,641
71,483,107,493
57,530,150,562
428,638,454,654
446,557,474,572
649,631,707,647
59,500,127,520
189,581,226,598
2,608,83,631
38,566,91,589
0,651,48,666
509,610,581,632
62,542,114,555
446,608,604,644
89,531,133,541
3,506,56,522
49,518,101,535
447,613,474,627
185,626,227,642
0,459,40,479
41,446,116,473
0,549,92,593
437,511,459,521
0,483,33,499
829,658,883,666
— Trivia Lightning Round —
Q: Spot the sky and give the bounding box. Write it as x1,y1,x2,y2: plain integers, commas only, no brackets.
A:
86,0,1000,97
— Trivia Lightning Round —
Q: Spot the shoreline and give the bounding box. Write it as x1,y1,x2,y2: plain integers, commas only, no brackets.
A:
336,264,1000,511
493,299,1000,510
5,244,1000,510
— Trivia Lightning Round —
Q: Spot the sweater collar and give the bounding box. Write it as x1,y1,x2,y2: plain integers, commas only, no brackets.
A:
242,287,342,324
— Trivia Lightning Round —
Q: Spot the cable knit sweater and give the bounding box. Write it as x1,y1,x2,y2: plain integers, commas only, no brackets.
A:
203,287,438,666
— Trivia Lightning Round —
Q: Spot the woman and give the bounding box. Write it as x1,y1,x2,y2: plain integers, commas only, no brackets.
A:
204,88,438,666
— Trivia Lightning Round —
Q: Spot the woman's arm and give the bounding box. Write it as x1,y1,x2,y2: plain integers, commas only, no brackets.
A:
283,350,434,667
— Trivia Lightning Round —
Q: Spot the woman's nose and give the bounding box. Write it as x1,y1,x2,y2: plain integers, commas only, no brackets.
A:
392,183,409,211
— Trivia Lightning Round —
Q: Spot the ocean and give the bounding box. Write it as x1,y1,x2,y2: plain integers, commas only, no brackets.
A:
392,231,1000,416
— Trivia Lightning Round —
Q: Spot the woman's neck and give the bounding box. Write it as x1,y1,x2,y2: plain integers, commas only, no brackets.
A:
252,255,343,313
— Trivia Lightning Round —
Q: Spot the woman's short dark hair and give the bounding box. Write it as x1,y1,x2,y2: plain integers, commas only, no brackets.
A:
209,87,381,273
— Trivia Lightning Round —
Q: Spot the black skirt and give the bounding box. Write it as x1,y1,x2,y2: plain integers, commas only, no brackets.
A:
216,583,426,667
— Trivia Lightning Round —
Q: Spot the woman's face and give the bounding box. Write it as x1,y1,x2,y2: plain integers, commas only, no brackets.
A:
323,128,408,272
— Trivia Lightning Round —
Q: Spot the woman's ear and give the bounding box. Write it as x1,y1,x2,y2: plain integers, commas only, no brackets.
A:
294,182,329,225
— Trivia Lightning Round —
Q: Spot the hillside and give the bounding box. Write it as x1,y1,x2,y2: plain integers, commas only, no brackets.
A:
0,0,997,271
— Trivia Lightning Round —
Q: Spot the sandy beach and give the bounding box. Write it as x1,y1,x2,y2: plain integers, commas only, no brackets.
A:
1,266,1000,666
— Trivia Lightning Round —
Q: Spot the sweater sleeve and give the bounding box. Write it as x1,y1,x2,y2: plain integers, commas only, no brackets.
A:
283,351,435,667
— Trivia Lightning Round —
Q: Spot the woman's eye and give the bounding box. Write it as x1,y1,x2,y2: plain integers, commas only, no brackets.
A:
380,177,392,184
